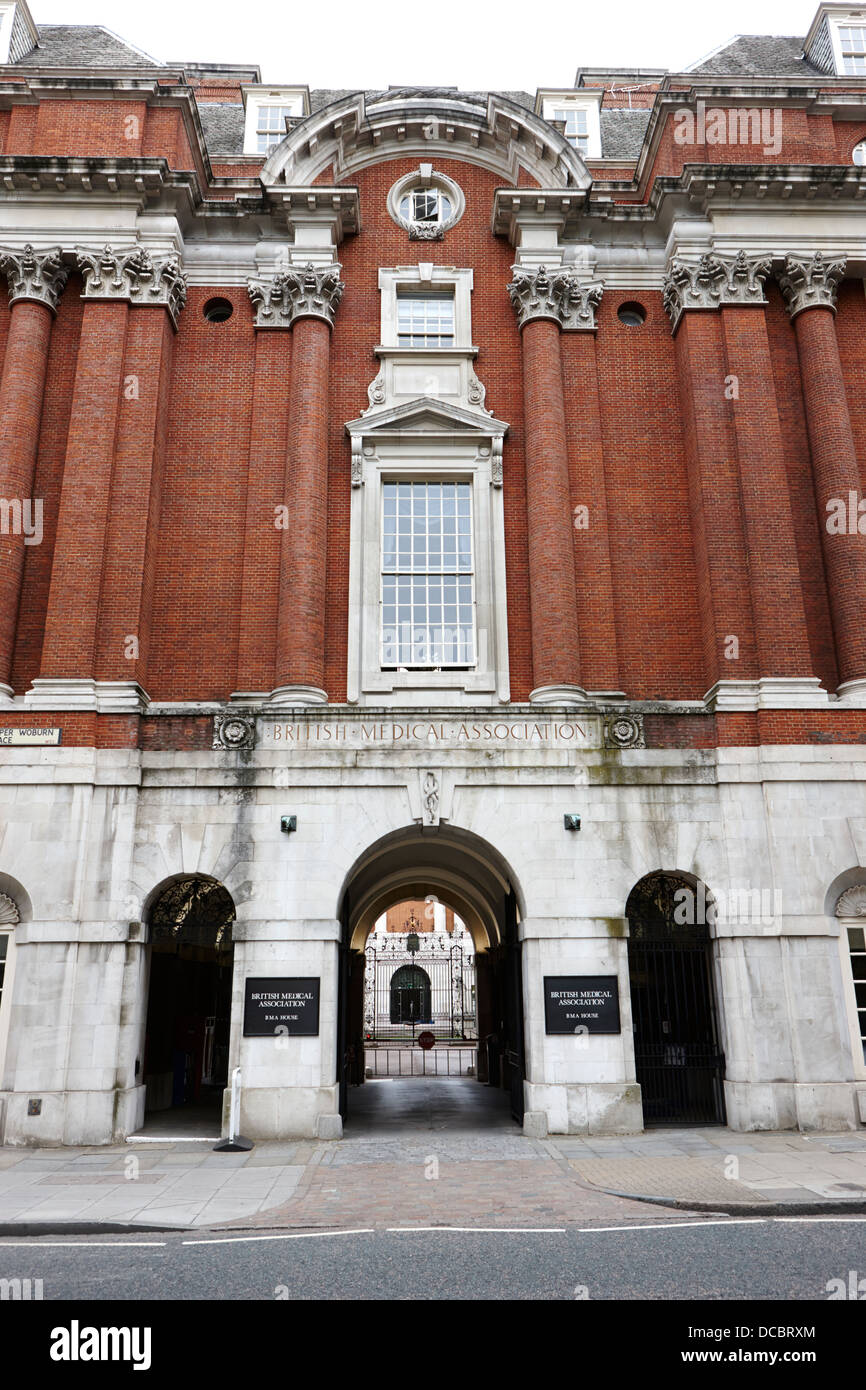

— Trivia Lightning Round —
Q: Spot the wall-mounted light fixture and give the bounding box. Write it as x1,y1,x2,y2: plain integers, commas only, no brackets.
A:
563,813,581,832
280,815,297,834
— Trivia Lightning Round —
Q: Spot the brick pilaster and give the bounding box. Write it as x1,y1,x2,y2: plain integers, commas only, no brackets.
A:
520,317,583,696
39,298,129,679
673,311,757,688
93,306,176,692
720,305,814,678
0,300,55,695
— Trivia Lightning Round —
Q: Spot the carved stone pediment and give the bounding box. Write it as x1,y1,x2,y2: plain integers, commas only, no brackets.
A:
0,243,68,312
345,396,508,488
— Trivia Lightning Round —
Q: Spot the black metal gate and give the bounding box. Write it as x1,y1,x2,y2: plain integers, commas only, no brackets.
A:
627,874,726,1126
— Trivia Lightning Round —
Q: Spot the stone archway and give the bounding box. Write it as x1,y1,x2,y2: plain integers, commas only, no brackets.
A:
626,871,727,1126
336,824,526,1126
142,875,236,1117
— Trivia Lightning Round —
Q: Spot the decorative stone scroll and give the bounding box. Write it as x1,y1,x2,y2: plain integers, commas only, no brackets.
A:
213,712,257,751
0,244,68,312
76,244,188,326
836,884,866,917
507,264,603,332
247,261,344,329
603,713,645,750
777,251,846,320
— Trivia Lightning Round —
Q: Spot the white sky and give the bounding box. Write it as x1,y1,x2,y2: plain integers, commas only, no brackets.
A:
30,0,821,89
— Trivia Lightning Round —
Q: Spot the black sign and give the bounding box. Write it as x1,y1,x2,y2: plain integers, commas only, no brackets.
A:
544,976,621,1035
243,977,320,1037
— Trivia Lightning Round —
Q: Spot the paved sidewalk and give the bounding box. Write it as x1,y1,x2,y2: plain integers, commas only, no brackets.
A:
0,1079,864,1231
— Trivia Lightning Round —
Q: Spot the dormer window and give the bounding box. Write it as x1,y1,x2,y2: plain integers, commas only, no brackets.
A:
243,87,307,155
552,105,590,152
537,92,602,158
840,22,866,70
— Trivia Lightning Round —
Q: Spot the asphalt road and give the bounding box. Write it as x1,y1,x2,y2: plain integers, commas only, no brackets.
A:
1,1216,864,1301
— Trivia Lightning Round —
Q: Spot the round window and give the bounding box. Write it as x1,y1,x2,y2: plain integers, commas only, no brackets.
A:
617,301,646,326
203,296,234,323
388,168,464,238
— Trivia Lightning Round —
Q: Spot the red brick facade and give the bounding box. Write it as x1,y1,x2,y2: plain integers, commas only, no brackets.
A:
1,37,866,747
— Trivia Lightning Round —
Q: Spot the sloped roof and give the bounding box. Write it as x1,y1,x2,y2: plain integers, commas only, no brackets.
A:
197,102,246,154
14,24,159,68
599,108,652,158
687,35,823,77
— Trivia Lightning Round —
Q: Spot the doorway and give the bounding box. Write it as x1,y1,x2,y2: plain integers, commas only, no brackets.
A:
337,826,526,1130
626,872,726,1125
143,876,235,1118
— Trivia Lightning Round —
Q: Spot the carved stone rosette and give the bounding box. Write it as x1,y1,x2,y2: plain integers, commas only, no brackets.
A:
0,243,68,313
603,713,645,750
248,262,345,330
75,244,188,327
508,264,603,332
213,712,257,751
663,251,772,333
777,251,846,320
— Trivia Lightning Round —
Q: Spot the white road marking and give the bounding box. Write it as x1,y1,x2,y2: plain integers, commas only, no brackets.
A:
182,1228,375,1245
388,1226,566,1234
577,1219,768,1233
0,1240,166,1247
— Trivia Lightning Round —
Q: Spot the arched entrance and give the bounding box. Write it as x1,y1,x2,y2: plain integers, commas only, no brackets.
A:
626,871,726,1125
337,825,526,1128
389,964,432,1024
143,876,235,1117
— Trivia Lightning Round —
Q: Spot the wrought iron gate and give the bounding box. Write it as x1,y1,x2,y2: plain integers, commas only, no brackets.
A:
627,874,726,1126
363,935,477,1042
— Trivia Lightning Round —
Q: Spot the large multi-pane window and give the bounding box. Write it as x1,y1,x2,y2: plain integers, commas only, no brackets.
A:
381,482,475,668
396,292,455,347
552,105,590,152
847,925,866,1063
839,24,866,73
254,103,298,153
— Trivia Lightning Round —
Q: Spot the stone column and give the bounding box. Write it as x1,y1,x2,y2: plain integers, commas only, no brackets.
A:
248,263,344,707
778,252,866,702
0,245,68,700
508,265,602,704
663,253,763,706
30,246,182,710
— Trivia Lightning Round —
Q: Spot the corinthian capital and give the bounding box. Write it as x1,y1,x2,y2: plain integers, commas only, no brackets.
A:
75,244,188,326
777,251,846,320
248,261,345,329
663,251,772,333
507,264,603,332
0,243,68,312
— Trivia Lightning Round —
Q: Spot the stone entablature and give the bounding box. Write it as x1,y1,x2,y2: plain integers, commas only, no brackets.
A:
507,264,603,332
0,243,68,312
662,251,771,333
777,250,846,319
75,244,188,326
247,262,344,329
